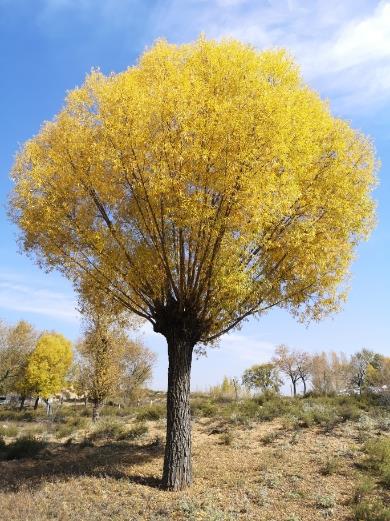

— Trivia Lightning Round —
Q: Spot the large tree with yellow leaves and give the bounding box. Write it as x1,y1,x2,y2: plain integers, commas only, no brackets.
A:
9,38,376,490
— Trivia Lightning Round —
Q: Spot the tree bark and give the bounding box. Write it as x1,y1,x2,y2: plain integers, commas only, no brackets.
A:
34,396,39,410
302,379,307,396
162,334,194,491
19,396,26,410
92,400,101,422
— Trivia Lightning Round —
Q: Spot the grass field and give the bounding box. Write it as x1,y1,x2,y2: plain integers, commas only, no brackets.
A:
0,394,389,521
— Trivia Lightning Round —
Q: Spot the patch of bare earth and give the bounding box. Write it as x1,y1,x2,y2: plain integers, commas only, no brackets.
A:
0,419,367,520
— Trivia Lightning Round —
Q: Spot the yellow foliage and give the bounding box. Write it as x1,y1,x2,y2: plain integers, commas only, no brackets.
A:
24,333,73,398
9,37,377,343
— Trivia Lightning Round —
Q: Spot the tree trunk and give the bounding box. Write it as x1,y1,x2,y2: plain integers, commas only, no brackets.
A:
19,396,26,410
162,334,194,491
302,379,307,396
92,400,101,422
292,380,297,397
34,396,39,410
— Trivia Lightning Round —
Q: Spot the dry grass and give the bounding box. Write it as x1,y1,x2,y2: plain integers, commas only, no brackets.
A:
0,420,384,520
0,397,388,520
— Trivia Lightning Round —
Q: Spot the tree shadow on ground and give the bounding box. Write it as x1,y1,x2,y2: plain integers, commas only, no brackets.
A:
0,439,164,492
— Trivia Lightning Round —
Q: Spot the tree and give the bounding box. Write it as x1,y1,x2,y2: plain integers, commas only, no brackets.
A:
76,314,155,420
9,38,376,490
350,349,382,395
273,345,302,396
310,351,350,395
22,333,73,407
295,352,311,396
0,320,38,399
242,363,281,395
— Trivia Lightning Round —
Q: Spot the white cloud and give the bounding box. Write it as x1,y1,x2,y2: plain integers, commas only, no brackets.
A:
0,273,79,321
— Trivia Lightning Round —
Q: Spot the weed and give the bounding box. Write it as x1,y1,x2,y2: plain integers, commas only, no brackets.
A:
353,477,376,504
321,457,340,476
220,430,234,446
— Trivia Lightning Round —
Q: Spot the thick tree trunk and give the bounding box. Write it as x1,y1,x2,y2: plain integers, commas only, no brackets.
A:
34,396,39,410
302,379,307,396
19,396,26,410
92,400,101,422
162,335,194,491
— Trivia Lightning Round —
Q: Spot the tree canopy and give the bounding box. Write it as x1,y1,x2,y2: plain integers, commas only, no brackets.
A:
10,38,376,345
9,37,377,490
23,333,73,399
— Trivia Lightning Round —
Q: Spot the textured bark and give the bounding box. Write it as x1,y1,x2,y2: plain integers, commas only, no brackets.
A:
162,334,194,491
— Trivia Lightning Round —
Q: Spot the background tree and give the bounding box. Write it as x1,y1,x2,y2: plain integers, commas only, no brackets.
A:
22,333,73,409
295,352,311,396
9,38,376,490
76,313,154,420
242,363,281,395
0,320,38,398
310,351,351,395
350,349,382,395
273,345,301,396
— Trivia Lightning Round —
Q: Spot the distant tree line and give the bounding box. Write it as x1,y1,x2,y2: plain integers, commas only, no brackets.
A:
0,316,154,419
242,345,390,397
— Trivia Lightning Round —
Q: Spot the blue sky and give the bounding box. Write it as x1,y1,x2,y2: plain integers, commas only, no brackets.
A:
0,0,389,390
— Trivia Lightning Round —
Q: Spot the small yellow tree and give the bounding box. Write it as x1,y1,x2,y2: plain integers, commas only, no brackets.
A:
76,309,155,421
9,38,377,489
23,333,73,407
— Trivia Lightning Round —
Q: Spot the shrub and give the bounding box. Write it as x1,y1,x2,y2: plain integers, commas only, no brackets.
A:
136,403,165,421
321,457,340,476
353,477,376,504
220,430,234,446
5,435,46,460
261,431,279,445
0,424,18,437
90,419,126,440
315,493,336,510
191,399,218,418
364,437,390,488
353,499,390,521
118,423,148,441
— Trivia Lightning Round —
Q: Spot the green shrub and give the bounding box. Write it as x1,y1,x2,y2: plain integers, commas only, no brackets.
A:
364,437,390,488
353,499,390,521
5,436,46,460
353,477,376,504
118,423,148,441
191,399,218,418
136,403,165,421
90,419,126,440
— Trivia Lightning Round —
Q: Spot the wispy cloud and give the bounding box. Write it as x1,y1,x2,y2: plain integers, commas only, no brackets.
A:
29,0,390,114
0,271,78,321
